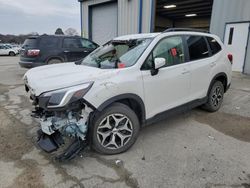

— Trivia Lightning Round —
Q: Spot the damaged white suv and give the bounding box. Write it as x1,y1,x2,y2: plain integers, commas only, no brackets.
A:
24,29,232,160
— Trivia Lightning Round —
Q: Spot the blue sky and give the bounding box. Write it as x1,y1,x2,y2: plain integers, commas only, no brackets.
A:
0,0,80,35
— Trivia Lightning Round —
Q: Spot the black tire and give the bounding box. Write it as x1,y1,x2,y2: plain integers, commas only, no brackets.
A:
47,58,62,64
90,103,140,155
202,81,224,112
9,51,15,56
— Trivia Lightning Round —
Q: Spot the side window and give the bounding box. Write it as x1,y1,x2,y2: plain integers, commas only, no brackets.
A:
80,39,97,49
206,37,222,55
63,38,82,48
40,37,59,48
142,36,185,69
186,35,209,61
228,27,234,45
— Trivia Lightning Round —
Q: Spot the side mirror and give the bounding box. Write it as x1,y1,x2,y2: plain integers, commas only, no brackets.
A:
151,58,166,76
154,58,166,69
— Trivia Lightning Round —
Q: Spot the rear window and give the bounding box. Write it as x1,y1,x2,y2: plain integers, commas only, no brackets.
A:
39,37,59,48
186,35,209,61
22,38,37,48
206,37,222,55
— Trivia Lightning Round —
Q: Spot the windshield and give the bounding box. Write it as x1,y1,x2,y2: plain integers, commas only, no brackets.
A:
81,38,152,69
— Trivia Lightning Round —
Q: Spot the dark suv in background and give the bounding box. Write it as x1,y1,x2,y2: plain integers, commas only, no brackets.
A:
19,35,99,68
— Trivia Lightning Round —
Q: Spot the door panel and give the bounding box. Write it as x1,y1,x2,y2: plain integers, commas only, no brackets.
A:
224,22,249,72
141,36,190,119
186,35,212,100
0,46,7,55
63,38,90,61
142,65,190,119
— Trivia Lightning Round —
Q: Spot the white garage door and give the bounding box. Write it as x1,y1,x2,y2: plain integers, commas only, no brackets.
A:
224,22,250,72
91,2,118,45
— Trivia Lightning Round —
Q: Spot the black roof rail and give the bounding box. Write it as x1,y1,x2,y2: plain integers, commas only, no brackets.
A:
163,28,210,33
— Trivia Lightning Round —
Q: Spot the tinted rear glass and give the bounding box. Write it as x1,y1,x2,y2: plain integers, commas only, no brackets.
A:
39,37,59,48
63,38,82,48
22,38,37,48
186,36,209,61
206,37,222,55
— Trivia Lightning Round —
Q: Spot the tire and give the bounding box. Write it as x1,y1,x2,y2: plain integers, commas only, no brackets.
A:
202,81,224,112
9,51,15,56
90,103,140,155
47,58,62,64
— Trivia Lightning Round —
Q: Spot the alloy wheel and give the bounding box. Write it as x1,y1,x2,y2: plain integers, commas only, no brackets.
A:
97,113,133,150
211,86,223,107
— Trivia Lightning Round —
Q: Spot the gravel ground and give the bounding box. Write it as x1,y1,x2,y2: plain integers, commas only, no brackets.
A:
0,56,250,188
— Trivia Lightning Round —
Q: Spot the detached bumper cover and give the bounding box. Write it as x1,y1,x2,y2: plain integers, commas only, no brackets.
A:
37,130,64,153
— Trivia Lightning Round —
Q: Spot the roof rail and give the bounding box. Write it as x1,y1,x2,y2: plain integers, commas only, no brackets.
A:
163,28,210,33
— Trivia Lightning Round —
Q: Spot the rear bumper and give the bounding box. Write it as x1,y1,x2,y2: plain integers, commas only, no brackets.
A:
19,61,45,68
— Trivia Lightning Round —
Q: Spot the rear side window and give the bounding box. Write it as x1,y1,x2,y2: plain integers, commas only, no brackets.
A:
22,38,37,48
206,37,222,55
39,37,59,48
63,38,82,48
186,36,209,61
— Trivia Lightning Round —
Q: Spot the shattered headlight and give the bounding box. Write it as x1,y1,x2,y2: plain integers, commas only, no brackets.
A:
40,82,93,108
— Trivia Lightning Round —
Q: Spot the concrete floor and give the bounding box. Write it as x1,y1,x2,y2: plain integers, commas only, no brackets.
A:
0,56,250,188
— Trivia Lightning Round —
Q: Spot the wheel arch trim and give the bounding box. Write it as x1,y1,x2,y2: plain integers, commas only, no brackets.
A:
97,93,146,125
207,72,228,96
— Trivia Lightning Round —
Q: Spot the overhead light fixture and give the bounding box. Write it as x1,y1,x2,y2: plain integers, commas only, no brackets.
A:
185,14,197,17
164,4,176,9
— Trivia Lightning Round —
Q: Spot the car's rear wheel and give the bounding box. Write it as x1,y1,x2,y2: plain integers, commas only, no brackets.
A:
202,81,224,112
90,103,140,154
47,58,62,64
9,51,15,56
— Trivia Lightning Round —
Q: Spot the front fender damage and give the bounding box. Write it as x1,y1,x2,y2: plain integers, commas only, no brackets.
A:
34,104,93,161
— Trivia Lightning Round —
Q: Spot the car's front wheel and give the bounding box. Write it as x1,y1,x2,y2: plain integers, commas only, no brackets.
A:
90,103,140,154
202,81,224,112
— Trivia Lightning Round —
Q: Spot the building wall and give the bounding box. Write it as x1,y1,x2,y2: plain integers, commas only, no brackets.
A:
175,18,210,30
81,0,153,39
210,0,250,74
154,15,173,32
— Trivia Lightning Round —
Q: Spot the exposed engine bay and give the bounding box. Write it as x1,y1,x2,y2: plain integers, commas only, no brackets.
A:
39,106,92,140
32,102,93,161
25,81,94,161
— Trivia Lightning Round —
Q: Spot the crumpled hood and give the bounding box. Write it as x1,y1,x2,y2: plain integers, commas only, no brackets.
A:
24,63,114,96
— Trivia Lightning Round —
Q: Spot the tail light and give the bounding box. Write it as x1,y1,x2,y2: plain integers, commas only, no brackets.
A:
227,54,233,64
27,49,40,57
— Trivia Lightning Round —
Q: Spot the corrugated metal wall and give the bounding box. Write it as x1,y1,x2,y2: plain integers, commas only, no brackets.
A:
81,0,153,38
118,0,139,35
210,0,250,74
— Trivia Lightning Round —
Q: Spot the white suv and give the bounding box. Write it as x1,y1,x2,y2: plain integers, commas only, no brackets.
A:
0,44,18,56
24,29,232,159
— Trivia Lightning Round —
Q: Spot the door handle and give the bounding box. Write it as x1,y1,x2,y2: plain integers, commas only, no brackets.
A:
83,50,89,53
210,62,216,67
64,50,69,53
182,68,190,74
